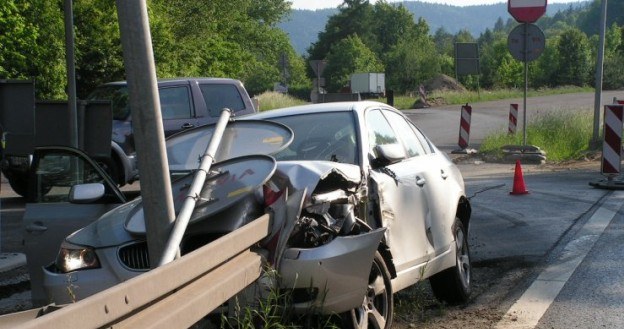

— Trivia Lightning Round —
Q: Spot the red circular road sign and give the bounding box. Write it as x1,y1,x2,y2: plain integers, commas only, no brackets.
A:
508,0,547,23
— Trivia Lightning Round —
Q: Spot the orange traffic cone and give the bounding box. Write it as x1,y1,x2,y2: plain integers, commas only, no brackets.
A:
510,159,529,195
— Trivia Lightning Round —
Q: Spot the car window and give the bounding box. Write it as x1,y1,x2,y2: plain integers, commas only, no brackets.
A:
33,152,108,203
87,85,130,120
382,110,427,157
366,109,399,157
199,84,246,117
410,123,435,154
160,86,192,119
270,112,358,165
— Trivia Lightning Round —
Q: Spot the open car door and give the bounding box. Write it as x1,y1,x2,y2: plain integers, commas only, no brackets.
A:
23,146,127,306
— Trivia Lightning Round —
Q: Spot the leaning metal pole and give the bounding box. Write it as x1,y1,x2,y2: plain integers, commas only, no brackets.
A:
159,108,232,266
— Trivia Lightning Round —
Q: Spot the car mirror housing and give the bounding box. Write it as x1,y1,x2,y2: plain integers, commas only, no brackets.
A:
69,183,106,204
371,144,406,168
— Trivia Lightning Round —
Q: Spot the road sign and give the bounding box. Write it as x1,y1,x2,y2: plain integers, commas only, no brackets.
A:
508,23,545,62
309,60,327,77
508,0,547,23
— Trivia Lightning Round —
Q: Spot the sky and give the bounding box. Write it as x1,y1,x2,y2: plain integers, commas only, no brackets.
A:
291,0,588,10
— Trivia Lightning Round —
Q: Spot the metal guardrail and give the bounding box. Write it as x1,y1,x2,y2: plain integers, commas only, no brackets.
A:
0,214,270,329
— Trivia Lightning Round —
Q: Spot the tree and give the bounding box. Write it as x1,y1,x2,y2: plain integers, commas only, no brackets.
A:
0,1,66,99
385,34,440,93
323,35,383,92
556,28,591,86
307,0,375,61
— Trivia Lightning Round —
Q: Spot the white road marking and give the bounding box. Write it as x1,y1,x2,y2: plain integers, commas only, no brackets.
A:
495,192,624,329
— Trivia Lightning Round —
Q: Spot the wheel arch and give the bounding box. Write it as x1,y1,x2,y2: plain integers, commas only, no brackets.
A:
456,196,472,232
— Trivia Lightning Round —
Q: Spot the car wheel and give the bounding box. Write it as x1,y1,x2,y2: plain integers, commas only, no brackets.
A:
7,172,29,198
429,219,471,305
343,251,393,329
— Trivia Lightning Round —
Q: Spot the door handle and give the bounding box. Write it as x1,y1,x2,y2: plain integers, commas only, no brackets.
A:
25,223,48,233
441,169,448,180
181,123,195,129
416,176,426,187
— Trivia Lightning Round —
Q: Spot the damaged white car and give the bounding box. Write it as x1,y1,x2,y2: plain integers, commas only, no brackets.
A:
29,101,471,328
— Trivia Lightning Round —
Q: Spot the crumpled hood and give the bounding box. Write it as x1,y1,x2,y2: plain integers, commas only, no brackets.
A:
275,161,361,199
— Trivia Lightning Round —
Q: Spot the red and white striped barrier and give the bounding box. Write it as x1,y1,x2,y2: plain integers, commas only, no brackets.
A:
601,105,624,176
452,104,476,154
508,104,518,134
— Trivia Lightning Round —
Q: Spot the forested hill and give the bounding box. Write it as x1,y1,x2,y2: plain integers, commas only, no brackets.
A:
279,1,590,55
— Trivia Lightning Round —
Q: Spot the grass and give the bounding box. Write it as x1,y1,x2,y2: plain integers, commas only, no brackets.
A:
480,110,594,162
257,86,593,111
256,91,308,111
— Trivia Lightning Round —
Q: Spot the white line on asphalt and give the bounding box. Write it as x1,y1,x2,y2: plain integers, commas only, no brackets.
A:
495,192,624,329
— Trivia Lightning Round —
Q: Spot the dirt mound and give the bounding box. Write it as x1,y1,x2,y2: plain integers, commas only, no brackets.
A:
424,74,467,93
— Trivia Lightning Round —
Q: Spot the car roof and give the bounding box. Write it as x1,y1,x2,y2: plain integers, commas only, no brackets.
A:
99,77,242,87
245,101,395,120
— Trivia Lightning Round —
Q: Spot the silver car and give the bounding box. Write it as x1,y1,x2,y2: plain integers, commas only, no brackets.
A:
28,101,471,328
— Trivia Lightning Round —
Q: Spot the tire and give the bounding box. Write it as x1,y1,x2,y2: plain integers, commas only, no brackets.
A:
430,219,471,305
7,172,29,198
343,251,394,329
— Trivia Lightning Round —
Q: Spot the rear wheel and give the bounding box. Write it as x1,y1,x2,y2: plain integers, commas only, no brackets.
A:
343,251,393,329
430,219,471,305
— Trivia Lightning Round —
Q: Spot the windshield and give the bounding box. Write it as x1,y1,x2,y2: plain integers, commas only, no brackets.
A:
270,112,358,165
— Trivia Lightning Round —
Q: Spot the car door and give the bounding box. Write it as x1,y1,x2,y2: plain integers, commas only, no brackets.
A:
23,146,126,306
365,109,435,273
159,85,200,136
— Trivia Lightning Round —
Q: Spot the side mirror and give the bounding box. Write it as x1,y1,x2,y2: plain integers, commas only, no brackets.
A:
371,144,406,168
69,183,105,204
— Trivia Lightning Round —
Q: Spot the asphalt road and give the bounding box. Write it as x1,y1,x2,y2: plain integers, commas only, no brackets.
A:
2,91,624,327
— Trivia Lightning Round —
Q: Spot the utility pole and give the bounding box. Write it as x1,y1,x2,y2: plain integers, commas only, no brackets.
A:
592,0,608,146
63,0,78,148
116,0,175,267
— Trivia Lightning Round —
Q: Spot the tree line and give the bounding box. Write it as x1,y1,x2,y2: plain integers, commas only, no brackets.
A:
1,0,624,101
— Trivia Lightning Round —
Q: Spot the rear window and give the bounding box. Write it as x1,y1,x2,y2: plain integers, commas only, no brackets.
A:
199,84,246,117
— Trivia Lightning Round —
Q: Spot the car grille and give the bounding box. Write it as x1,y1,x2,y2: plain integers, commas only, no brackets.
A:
118,241,150,270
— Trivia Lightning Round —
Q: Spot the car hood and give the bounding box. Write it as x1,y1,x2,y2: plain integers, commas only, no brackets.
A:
67,160,362,249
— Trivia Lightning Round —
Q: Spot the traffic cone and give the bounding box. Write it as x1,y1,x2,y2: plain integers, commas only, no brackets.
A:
510,159,529,195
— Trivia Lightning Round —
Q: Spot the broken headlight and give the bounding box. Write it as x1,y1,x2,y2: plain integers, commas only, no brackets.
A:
55,241,101,273
288,190,361,248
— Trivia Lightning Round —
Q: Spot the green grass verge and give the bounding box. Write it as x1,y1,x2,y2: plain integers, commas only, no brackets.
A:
258,86,593,113
480,110,594,162
256,91,308,111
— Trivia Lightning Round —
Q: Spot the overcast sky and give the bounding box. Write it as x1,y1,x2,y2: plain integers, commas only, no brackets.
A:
291,0,587,10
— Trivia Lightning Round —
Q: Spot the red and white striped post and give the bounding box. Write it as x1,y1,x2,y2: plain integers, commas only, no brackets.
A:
601,105,624,177
452,104,476,154
508,104,518,134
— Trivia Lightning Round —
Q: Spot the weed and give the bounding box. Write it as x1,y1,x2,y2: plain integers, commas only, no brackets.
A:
480,110,594,161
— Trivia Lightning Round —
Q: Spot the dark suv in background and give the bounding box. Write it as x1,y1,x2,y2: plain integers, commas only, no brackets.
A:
2,77,256,196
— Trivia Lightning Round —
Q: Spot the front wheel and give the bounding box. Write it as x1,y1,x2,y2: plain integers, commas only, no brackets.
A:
429,219,471,305
343,251,393,329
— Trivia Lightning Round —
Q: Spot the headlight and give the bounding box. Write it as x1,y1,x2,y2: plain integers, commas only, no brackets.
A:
55,241,101,273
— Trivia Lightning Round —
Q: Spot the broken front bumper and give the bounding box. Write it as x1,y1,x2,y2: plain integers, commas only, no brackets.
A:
278,228,385,314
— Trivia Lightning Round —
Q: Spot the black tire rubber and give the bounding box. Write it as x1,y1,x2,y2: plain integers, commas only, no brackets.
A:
343,251,394,329
7,172,29,198
429,219,471,305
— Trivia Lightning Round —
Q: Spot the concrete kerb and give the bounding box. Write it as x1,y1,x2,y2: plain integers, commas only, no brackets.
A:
0,253,26,273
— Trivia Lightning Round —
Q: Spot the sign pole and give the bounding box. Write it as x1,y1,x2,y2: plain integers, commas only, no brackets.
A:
523,22,528,146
